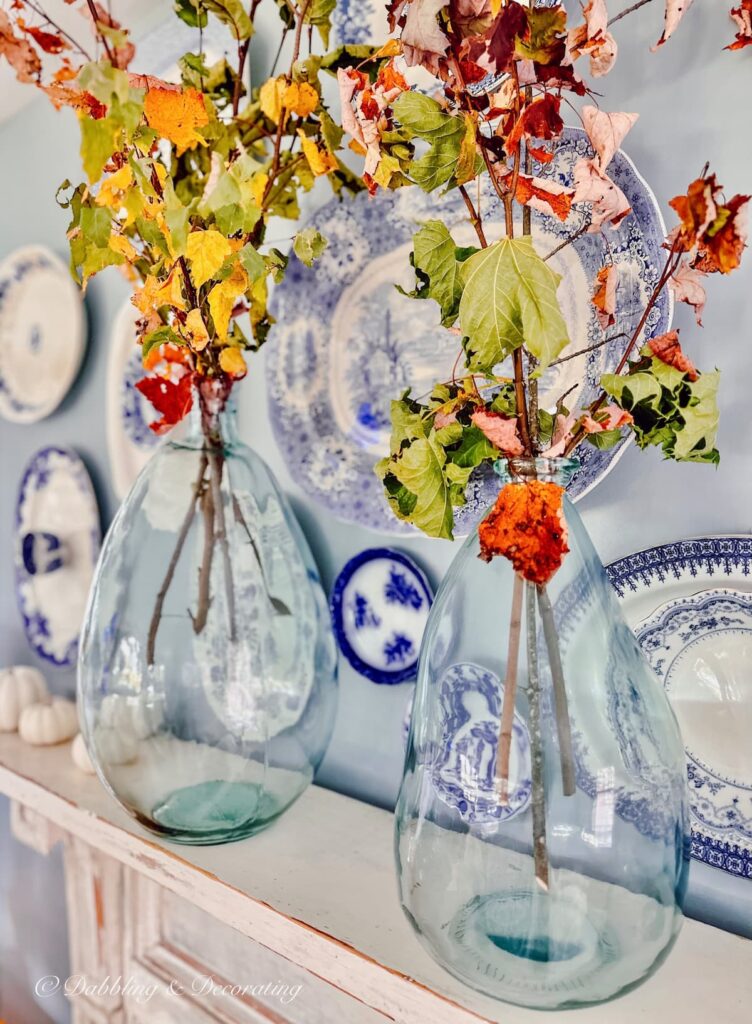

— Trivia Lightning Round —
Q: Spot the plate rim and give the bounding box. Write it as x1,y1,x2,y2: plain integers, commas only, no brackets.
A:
0,243,86,425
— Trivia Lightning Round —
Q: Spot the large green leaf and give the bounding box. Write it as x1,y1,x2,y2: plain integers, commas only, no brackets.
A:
459,237,570,371
203,0,253,39
411,221,468,326
392,92,466,193
389,432,453,539
675,371,720,461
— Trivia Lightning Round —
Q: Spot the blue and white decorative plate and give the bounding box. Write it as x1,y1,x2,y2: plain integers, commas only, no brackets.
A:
330,548,433,683
107,299,161,500
607,537,752,936
430,662,532,824
15,447,101,667
0,245,85,424
268,127,671,535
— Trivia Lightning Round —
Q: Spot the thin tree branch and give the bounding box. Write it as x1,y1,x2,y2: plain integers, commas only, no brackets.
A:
21,0,93,60
608,0,655,27
542,220,590,262
459,184,488,248
526,582,549,890
497,572,524,804
548,332,629,367
191,482,215,634
537,585,575,797
208,448,237,644
84,0,115,63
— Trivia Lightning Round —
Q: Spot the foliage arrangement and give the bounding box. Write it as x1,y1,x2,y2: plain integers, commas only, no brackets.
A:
336,0,749,886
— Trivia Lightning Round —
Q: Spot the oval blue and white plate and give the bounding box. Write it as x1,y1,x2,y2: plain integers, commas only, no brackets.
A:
607,536,752,937
268,127,671,535
15,447,101,667
330,548,433,684
106,299,162,500
0,245,86,424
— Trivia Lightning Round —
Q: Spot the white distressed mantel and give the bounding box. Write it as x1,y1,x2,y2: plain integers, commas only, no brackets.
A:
0,734,749,1024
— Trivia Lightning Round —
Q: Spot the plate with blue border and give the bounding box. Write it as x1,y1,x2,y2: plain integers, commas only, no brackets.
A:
15,447,101,667
607,536,752,937
268,127,671,535
107,299,162,500
0,245,85,424
330,548,433,684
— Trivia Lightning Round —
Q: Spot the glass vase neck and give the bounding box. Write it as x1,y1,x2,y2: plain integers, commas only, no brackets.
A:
174,377,240,450
494,457,579,488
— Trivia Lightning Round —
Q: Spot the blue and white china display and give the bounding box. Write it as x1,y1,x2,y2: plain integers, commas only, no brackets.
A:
15,447,101,667
607,537,752,938
396,458,688,1009
268,128,670,534
0,245,85,424
330,548,433,684
107,299,162,500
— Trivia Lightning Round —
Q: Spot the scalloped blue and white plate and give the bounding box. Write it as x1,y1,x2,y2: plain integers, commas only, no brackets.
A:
607,536,752,936
106,299,162,500
330,548,433,684
268,127,671,535
15,447,101,667
0,245,85,424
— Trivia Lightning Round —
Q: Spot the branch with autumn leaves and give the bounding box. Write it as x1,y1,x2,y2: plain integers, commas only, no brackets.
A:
335,0,749,885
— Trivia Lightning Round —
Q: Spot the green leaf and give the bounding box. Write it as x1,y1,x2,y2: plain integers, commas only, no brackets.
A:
448,425,498,469
142,325,183,359
80,117,119,184
675,371,720,461
584,428,623,450
238,243,266,281
601,371,662,408
459,237,570,371
174,0,209,29
80,206,112,248
392,92,466,193
293,227,327,267
388,432,453,539
305,0,335,47
411,221,467,327
203,0,253,38
319,108,344,154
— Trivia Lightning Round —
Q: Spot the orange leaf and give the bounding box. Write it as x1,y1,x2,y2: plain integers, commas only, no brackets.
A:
144,87,209,156
478,480,569,585
515,173,573,221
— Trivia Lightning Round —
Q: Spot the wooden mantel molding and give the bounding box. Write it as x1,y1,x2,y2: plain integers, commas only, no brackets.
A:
0,734,749,1024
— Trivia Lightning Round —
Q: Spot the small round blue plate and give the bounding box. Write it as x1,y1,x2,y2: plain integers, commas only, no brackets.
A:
330,548,433,684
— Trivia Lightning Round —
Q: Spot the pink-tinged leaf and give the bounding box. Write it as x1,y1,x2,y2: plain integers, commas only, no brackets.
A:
401,0,451,73
727,1,752,50
581,404,633,433
669,261,707,325
592,264,617,329
581,105,638,173
647,330,698,381
574,158,632,232
568,0,618,77
540,412,577,458
653,0,695,50
434,409,458,428
471,409,524,455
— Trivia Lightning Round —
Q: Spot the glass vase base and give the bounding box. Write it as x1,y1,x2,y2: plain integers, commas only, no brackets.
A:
149,780,282,845
423,882,680,1010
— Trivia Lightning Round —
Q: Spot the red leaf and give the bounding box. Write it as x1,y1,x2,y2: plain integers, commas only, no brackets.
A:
648,330,698,381
22,25,68,54
135,373,194,435
487,1,529,73
727,1,752,50
505,93,563,155
479,480,569,585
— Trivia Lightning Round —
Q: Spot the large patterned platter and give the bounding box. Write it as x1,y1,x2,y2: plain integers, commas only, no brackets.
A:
267,127,671,535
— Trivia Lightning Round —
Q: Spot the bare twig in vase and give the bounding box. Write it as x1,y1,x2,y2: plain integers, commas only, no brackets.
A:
232,495,291,616
537,586,576,796
542,221,591,262
526,582,549,890
191,482,215,634
608,0,655,27
147,453,208,665
497,572,524,804
208,448,238,644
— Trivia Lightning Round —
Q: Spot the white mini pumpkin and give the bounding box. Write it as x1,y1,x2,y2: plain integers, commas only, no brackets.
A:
71,732,96,774
19,697,78,746
99,692,163,740
0,666,49,732
92,725,138,766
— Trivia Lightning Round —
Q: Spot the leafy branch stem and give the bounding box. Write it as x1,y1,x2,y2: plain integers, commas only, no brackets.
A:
459,184,487,248
526,583,549,890
537,585,575,796
496,572,524,803
84,0,114,63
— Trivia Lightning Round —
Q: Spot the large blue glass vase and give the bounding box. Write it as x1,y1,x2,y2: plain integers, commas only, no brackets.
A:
78,380,337,844
396,458,688,1009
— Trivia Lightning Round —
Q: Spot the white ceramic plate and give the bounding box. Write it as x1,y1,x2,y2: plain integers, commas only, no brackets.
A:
15,447,101,667
106,299,162,500
0,245,86,423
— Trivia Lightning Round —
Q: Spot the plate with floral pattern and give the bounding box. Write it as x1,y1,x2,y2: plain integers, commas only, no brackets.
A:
267,127,671,534
606,537,752,933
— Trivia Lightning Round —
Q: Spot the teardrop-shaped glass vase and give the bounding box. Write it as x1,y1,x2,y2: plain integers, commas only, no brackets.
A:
397,458,688,1009
78,379,338,844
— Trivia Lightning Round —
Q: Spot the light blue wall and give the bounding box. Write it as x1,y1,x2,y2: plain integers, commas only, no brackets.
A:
1,3,751,1021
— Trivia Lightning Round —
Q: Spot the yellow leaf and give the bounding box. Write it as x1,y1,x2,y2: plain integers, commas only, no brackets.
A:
490,0,503,14
108,232,138,261
283,81,318,118
144,87,209,156
298,131,338,177
185,229,232,289
375,39,402,57
456,112,478,187
259,76,287,125
132,269,185,316
95,165,133,209
250,172,268,207
208,263,248,340
184,308,210,351
219,346,247,377
348,139,367,157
